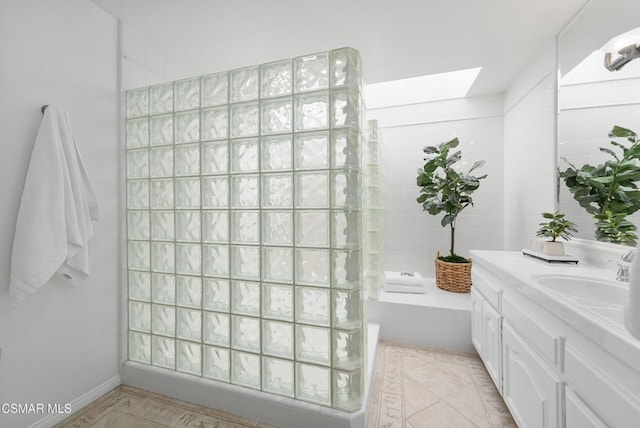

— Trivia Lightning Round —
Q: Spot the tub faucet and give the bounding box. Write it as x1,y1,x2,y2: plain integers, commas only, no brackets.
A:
616,250,635,282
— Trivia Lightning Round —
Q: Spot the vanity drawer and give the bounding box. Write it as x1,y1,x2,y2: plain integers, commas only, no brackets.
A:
502,293,564,369
472,268,502,310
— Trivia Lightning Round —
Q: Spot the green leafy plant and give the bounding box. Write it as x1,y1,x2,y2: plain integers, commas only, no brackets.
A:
416,137,487,263
560,125,640,246
536,211,578,242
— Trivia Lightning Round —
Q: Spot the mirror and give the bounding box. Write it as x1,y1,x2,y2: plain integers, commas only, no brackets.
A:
557,0,640,242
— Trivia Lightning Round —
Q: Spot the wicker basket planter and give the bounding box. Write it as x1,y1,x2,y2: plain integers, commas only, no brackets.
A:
435,252,472,293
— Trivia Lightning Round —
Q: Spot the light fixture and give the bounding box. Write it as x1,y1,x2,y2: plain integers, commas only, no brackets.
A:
603,27,640,71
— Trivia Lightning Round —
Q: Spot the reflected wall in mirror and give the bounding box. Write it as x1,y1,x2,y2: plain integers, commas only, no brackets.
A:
558,0,640,243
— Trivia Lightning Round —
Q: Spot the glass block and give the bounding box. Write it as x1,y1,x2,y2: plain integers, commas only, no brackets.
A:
231,351,260,389
203,245,229,277
231,211,260,244
296,363,330,405
263,357,294,397
150,114,173,146
294,52,329,93
127,180,149,209
333,172,360,208
151,242,174,273
331,47,361,89
150,146,173,177
204,346,230,381
129,301,151,332
175,144,200,176
262,211,293,246
175,110,200,144
127,211,149,240
296,249,329,287
175,178,200,209
261,59,292,98
202,72,228,107
201,106,228,140
203,312,230,347
231,280,260,316
367,208,383,231
262,320,293,359
177,308,202,341
129,271,151,301
262,247,293,283
332,211,360,248
262,173,292,208
333,89,360,129
296,325,330,365
176,211,201,242
262,283,293,321
332,129,359,169
295,287,330,326
152,273,175,304
230,102,259,137
261,97,292,135
150,179,173,209
177,275,202,308
332,250,361,289
294,132,329,170
230,66,259,102
152,304,175,336
230,175,259,208
150,83,173,115
126,118,149,148
129,331,151,363
202,141,229,175
202,177,229,208
176,243,201,275
295,211,329,247
177,340,201,375
127,87,148,118
366,186,382,208
295,93,329,131
232,315,260,352
151,210,174,241
294,172,329,208
175,77,200,111
128,241,150,271
152,336,175,369
261,135,292,171
230,138,259,173
203,278,229,312
127,148,149,179
203,211,229,243
333,370,362,411
333,329,362,370
333,289,362,329
231,246,260,281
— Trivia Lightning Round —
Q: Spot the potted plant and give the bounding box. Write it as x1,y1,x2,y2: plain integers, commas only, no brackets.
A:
416,137,487,293
560,125,640,246
536,211,578,256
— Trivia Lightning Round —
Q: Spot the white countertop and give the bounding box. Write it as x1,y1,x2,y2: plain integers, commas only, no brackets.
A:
470,250,640,372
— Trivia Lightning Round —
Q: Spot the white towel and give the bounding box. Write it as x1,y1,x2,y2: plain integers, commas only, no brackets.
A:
625,245,640,340
383,282,426,294
10,106,98,306
383,271,424,286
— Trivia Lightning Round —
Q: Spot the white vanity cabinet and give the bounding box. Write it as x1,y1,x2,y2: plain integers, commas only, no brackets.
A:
470,280,502,392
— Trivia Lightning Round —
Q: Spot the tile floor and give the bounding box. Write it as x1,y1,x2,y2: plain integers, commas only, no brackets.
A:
57,341,514,427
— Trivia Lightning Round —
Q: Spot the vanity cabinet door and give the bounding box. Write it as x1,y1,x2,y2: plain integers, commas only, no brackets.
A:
483,300,502,392
565,386,607,428
471,288,484,355
502,321,561,428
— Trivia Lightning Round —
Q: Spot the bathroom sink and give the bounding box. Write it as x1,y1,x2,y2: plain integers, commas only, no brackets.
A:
532,274,627,308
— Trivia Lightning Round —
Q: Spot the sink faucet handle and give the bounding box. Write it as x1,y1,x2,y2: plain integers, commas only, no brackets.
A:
622,249,636,263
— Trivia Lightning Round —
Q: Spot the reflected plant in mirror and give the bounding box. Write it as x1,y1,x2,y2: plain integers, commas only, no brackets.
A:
560,126,640,246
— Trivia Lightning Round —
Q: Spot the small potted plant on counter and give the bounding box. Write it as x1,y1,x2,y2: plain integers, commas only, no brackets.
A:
416,137,487,293
536,211,578,256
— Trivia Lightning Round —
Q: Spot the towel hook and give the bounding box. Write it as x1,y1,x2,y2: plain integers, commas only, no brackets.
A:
41,105,48,114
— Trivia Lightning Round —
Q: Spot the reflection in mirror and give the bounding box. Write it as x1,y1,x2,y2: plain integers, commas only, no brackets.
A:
558,0,640,243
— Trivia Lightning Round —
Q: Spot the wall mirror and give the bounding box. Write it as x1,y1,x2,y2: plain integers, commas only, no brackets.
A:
557,0,640,242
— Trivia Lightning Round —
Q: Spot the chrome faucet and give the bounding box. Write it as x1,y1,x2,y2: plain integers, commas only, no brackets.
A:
616,250,635,282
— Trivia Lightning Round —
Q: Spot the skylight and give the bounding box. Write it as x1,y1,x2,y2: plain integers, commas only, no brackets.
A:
366,67,482,109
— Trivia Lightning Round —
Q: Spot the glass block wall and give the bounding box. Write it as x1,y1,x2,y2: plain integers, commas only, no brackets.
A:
125,48,365,412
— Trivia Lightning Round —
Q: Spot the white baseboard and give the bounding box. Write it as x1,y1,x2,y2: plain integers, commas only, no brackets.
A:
29,375,121,428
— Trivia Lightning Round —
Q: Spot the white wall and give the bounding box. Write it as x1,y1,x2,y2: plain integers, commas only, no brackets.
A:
0,1,120,426
368,95,505,277
503,38,558,250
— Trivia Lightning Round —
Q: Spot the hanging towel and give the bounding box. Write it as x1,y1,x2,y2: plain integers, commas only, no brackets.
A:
625,245,640,340
9,106,98,306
